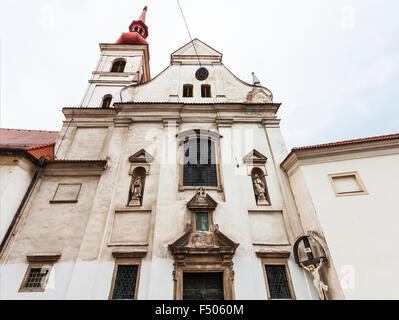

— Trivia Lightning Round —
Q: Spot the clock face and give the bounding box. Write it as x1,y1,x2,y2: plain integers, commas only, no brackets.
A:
195,67,209,81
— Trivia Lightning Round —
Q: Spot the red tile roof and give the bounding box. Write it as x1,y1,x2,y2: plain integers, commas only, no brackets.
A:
0,128,59,148
292,133,399,151
25,143,55,160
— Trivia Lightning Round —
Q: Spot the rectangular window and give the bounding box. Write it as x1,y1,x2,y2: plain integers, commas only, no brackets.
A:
261,258,295,300
201,85,211,98
329,172,368,197
183,138,217,187
183,85,193,97
196,213,209,231
111,265,139,300
19,265,51,292
265,265,292,299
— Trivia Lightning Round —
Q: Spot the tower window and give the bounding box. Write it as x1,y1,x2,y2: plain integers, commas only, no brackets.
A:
111,60,126,73
101,95,112,108
201,85,211,98
183,85,193,98
183,138,217,187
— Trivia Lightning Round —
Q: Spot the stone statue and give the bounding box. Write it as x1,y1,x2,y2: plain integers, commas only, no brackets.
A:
129,175,143,206
253,173,268,205
300,257,328,300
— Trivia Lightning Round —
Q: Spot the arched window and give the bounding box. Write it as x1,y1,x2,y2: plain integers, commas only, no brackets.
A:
183,85,193,98
201,85,211,98
183,138,217,187
111,60,126,73
101,95,112,108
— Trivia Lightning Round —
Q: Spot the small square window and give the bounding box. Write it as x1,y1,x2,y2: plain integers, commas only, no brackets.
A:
183,85,193,98
201,85,211,98
195,213,209,231
329,172,368,197
20,265,51,292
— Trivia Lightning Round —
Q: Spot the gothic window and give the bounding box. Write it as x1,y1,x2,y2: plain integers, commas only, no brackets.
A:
101,95,112,108
111,265,139,300
183,138,217,187
183,85,193,97
111,60,126,73
195,212,209,231
201,85,211,98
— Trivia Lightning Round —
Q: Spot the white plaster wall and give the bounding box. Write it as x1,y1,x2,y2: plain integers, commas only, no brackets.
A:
0,163,34,243
122,64,272,104
300,153,399,299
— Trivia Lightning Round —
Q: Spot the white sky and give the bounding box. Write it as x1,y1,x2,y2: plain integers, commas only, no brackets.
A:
1,0,398,150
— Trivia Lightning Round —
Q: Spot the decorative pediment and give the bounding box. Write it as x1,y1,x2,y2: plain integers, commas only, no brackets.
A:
187,187,217,210
243,149,268,165
171,39,222,63
129,149,154,163
168,224,238,254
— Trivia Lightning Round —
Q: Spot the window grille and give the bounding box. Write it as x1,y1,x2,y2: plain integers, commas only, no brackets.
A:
112,265,138,300
265,265,292,299
25,268,49,289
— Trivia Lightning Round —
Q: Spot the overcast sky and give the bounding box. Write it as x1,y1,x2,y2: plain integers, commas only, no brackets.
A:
1,0,398,150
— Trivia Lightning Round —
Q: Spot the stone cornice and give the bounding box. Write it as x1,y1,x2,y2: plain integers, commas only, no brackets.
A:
44,160,108,176
281,139,399,175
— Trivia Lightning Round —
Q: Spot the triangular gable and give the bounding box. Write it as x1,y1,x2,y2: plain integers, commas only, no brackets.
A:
171,39,222,62
187,187,218,210
243,149,268,165
129,149,154,163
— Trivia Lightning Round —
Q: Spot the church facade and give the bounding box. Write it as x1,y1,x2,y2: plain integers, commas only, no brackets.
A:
1,7,398,300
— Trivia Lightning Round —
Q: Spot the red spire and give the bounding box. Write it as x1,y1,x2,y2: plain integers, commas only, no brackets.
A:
139,5,147,23
116,6,149,45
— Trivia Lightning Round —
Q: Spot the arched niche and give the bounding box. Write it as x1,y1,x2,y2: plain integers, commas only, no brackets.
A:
251,167,270,206
128,166,146,207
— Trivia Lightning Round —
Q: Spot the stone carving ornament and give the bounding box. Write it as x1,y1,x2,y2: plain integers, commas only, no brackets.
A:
191,232,215,248
253,173,268,205
129,175,143,206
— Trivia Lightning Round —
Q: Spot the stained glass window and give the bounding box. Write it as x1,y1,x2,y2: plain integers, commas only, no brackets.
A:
265,265,292,299
183,138,217,187
196,213,209,231
112,265,138,300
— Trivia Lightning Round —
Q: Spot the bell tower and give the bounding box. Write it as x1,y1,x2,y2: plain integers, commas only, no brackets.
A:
80,6,151,108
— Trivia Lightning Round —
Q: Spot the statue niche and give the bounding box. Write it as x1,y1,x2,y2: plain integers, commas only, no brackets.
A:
128,167,146,207
251,167,270,206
